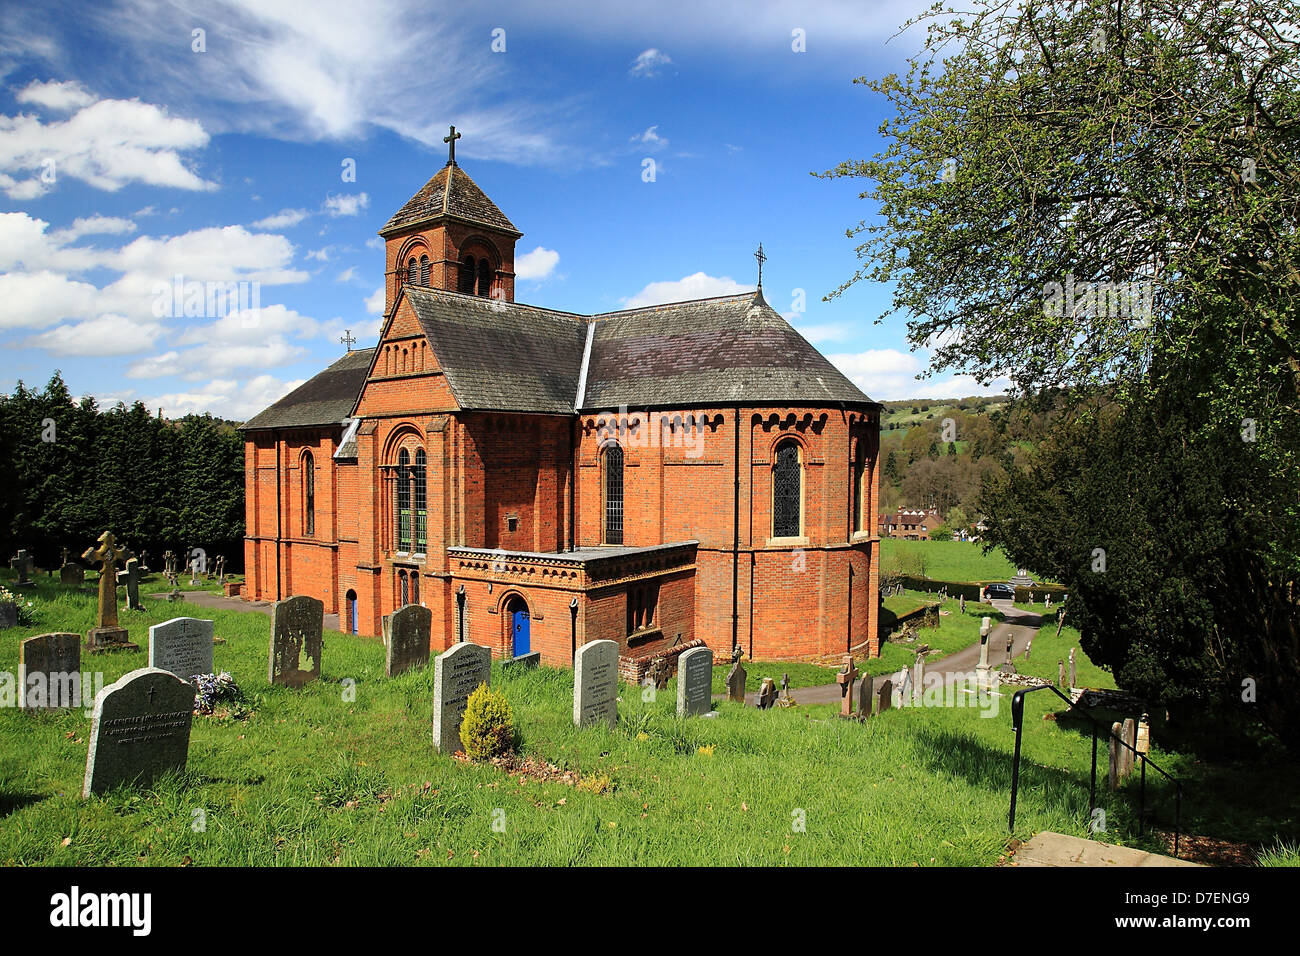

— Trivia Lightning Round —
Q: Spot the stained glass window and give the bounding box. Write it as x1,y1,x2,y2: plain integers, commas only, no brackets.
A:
396,448,411,551
303,450,315,537
773,440,801,538
604,444,624,545
414,449,427,552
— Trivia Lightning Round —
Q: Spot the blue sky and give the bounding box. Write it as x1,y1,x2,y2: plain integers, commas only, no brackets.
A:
0,0,1006,421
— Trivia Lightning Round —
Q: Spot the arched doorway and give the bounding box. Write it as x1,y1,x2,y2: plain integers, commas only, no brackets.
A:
506,595,530,657
345,589,358,634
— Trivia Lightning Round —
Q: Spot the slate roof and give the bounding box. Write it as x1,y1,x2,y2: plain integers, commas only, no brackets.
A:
405,286,587,414
584,293,872,409
379,163,521,237
239,348,376,430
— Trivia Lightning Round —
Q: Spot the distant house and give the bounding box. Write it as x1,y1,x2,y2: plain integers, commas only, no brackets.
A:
878,507,942,541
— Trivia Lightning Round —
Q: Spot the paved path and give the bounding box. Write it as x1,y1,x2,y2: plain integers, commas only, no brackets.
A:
146,589,341,632
730,599,1042,706
1010,831,1202,867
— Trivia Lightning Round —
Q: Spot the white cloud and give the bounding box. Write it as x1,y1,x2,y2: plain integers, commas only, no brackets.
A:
631,125,668,150
323,192,370,217
22,313,163,356
0,95,214,198
629,48,673,78
364,286,385,314
515,246,560,281
621,271,749,308
138,373,308,420
0,270,100,329
306,246,334,262
827,348,1010,401
15,79,97,111
173,305,318,347
336,266,356,282
50,215,137,243
252,208,310,230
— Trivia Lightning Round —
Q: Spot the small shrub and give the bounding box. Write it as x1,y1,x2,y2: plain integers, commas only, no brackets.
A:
577,773,614,794
459,682,514,760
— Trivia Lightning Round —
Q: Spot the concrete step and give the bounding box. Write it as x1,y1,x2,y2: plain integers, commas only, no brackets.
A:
1011,831,1202,867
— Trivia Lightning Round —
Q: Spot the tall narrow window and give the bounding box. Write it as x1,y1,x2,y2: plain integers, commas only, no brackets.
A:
477,259,492,297
399,569,409,607
303,450,315,537
407,258,418,286
396,448,411,551
414,449,427,552
603,444,624,545
772,440,802,538
852,441,866,534
411,571,420,605
419,255,430,285
459,256,477,294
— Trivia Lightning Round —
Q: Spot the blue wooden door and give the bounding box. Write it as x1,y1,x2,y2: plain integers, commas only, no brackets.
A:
512,607,530,656
349,596,358,634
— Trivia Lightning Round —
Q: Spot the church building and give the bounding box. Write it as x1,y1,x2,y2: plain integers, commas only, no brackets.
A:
240,131,882,668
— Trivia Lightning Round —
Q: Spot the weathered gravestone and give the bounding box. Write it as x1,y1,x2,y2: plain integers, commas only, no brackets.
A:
81,532,137,653
756,676,778,710
676,645,713,717
0,601,16,630
82,667,196,798
574,639,619,728
59,547,84,585
19,632,80,709
836,655,859,717
1068,647,1077,689
124,557,145,612
858,674,874,718
725,646,747,703
268,595,324,687
149,617,214,683
432,641,491,753
384,604,432,678
8,549,35,588
912,655,926,706
876,678,893,714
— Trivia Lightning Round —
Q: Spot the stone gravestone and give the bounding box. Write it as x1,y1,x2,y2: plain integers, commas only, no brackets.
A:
432,641,492,753
8,549,35,588
1136,713,1151,755
836,655,859,717
384,604,432,678
148,617,214,683
81,532,138,653
573,639,619,728
756,676,778,710
19,632,80,710
676,645,713,717
896,668,911,707
858,674,874,719
82,667,196,798
1108,721,1124,790
1068,648,1077,689
912,655,925,706
876,678,893,714
725,657,747,704
1057,660,1065,688
268,595,324,687
214,555,226,584
976,616,991,685
0,601,15,630
1120,717,1137,777
124,557,145,612
59,547,84,585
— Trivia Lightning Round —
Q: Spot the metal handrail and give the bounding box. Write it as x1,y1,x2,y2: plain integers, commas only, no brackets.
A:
1008,683,1184,858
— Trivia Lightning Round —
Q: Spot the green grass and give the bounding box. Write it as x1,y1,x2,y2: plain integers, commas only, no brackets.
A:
708,661,835,696
881,538,1023,584
1,571,1294,865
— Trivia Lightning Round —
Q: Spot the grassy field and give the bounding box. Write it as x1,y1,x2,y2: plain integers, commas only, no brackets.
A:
881,538,1031,584
1,571,1294,866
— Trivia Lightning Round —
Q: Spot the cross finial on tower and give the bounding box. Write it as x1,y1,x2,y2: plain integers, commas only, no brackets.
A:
754,242,767,291
444,125,462,166
340,329,356,352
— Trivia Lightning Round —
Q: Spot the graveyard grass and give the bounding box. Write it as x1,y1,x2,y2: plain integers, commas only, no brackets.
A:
1,571,1296,866
880,538,1026,583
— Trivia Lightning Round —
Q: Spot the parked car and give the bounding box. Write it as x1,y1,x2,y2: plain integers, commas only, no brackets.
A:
983,582,1016,601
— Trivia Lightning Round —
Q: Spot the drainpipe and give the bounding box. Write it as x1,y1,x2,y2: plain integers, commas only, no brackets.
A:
570,596,579,662
732,406,740,656
275,437,283,601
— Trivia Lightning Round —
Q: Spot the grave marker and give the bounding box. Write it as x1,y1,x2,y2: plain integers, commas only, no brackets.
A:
384,604,432,678
432,641,492,753
836,655,859,717
124,556,145,612
81,532,137,653
18,632,80,709
82,667,196,798
675,645,713,717
756,677,778,710
858,675,874,718
877,678,893,714
1068,648,1077,689
8,549,35,588
268,595,324,687
148,617,214,683
573,639,619,728
0,602,15,630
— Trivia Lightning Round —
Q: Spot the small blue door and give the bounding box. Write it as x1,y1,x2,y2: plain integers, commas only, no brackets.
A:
350,597,358,634
511,606,530,656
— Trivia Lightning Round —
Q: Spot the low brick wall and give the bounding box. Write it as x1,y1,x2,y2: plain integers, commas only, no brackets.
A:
618,638,710,684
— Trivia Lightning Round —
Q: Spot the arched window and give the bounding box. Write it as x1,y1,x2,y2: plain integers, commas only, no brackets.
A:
410,570,420,605
772,439,802,538
477,259,492,297
413,449,427,552
303,450,315,536
396,448,411,551
852,441,867,534
603,444,624,545
459,256,477,294
398,569,409,607
407,258,418,286
419,255,430,286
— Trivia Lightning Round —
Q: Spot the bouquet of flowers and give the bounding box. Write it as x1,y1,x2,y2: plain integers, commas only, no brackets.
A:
191,671,251,719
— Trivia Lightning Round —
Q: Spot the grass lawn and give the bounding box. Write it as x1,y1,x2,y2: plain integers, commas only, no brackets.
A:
1,572,1295,865
881,538,1028,584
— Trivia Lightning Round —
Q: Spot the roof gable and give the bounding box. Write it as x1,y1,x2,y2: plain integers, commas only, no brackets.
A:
240,348,375,430
380,164,520,237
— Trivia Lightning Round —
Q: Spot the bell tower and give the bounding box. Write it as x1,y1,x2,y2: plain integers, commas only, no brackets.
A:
378,126,522,314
